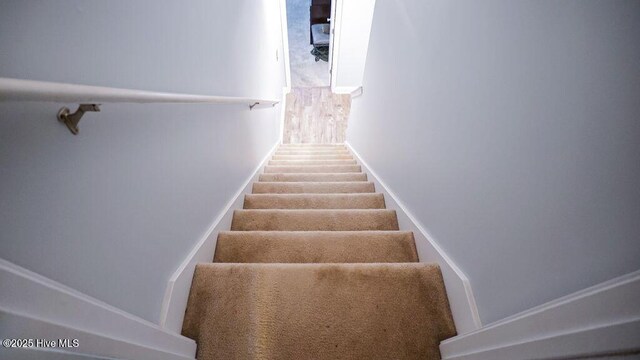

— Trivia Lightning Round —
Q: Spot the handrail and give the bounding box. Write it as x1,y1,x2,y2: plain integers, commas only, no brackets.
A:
0,78,280,105
0,77,280,134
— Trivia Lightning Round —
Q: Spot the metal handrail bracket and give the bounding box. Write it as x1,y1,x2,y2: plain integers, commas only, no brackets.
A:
57,104,101,135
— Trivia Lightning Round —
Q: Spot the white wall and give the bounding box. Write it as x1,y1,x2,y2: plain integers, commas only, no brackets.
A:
330,0,376,93
0,0,286,324
0,0,285,99
347,0,640,325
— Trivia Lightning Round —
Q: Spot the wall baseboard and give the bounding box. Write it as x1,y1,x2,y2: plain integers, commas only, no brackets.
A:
332,86,359,94
345,142,482,334
159,141,281,333
440,270,640,360
0,258,196,360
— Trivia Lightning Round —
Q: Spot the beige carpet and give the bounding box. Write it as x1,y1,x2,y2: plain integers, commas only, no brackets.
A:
244,193,385,209
252,181,375,194
264,164,361,173
214,231,418,263
183,144,456,359
259,172,367,182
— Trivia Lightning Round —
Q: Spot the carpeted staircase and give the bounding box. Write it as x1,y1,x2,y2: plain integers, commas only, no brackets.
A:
182,143,457,359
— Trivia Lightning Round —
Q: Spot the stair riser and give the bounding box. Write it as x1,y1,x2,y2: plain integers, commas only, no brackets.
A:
280,144,346,148
230,210,399,231
272,155,354,160
244,194,385,209
268,160,357,166
253,182,374,194
265,165,361,173
279,147,347,151
259,173,367,182
275,150,351,155
214,231,417,263
274,153,352,158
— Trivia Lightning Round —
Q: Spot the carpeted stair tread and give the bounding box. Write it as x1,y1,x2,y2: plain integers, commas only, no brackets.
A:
280,142,345,145
244,193,385,209
259,173,367,182
265,165,361,173
272,154,354,160
279,146,347,151
280,143,345,148
277,146,348,150
182,143,457,359
268,159,357,166
275,149,351,155
182,263,456,360
214,231,417,263
230,209,399,231
253,181,374,194
274,152,352,157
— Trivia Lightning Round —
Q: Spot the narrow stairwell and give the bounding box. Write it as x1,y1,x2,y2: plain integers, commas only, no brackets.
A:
182,143,457,359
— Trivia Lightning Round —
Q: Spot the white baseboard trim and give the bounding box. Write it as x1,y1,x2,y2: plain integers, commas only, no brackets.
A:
0,258,196,360
440,270,640,360
332,85,360,94
159,141,281,333
279,87,289,144
345,142,482,334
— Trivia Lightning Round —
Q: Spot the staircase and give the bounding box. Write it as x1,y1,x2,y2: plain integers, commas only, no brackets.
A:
182,143,457,359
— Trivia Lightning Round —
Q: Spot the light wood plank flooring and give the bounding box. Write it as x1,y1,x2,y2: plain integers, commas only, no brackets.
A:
283,87,351,144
